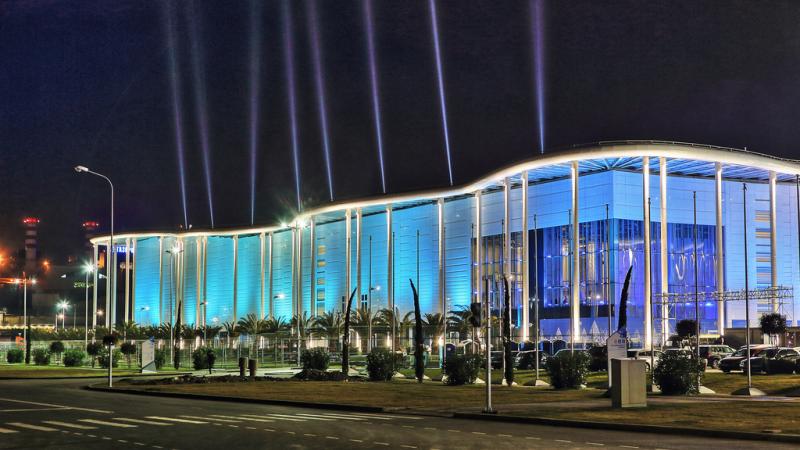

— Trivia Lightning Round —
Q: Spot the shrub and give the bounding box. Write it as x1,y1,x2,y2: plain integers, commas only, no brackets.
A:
49,341,65,355
98,349,121,369
544,351,589,389
443,354,483,385
32,348,50,366
63,349,86,367
120,342,137,368
86,342,102,368
6,348,24,364
588,345,608,371
301,348,330,371
154,348,167,370
192,347,216,371
653,350,703,395
517,351,539,370
366,348,401,381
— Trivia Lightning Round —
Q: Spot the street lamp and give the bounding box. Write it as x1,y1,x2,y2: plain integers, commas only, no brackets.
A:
58,300,70,330
74,165,114,330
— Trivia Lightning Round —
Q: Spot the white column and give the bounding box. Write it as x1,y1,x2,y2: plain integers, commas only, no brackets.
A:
356,208,362,306
202,237,208,327
642,156,652,350
105,240,111,328
233,235,238,323
659,158,669,341
196,239,202,325
715,163,725,334
131,239,137,321
124,238,130,324
570,161,581,346
259,232,265,319
521,171,530,341
503,178,511,279
158,237,164,324
92,243,99,329
345,209,352,310
386,205,393,311
268,233,274,319
297,223,304,320
309,218,316,317
475,191,483,308
438,198,445,314
290,229,296,318
770,170,779,312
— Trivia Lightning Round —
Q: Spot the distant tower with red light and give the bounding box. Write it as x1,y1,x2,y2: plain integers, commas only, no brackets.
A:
22,217,40,271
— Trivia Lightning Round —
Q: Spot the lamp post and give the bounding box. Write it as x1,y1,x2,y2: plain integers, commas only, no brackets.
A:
74,165,114,330
16,275,36,358
58,300,70,330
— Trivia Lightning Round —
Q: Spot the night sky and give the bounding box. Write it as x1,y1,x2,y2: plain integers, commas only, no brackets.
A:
3,0,800,261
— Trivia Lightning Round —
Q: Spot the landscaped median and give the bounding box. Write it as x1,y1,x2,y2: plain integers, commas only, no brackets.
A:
89,370,800,444
0,364,193,379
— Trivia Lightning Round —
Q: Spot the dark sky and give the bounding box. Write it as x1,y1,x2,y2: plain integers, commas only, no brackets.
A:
3,0,800,261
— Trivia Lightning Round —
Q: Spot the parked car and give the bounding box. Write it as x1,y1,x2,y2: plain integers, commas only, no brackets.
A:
627,349,663,371
719,345,770,373
698,345,735,369
740,347,800,374
544,348,589,365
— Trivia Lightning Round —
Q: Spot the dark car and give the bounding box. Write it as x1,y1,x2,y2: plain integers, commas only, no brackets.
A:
699,345,736,369
719,345,770,373
515,350,546,370
741,347,800,374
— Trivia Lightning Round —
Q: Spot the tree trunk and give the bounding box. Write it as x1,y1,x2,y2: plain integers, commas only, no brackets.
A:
411,279,424,383
342,288,357,375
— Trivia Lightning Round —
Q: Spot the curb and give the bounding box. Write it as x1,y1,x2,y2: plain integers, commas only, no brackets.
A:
84,384,384,413
452,412,800,444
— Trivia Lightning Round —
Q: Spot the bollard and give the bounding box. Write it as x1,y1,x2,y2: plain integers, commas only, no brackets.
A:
248,358,257,378
238,357,246,377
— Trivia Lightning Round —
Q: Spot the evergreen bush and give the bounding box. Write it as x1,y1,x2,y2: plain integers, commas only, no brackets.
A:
192,347,216,371
63,349,86,367
366,348,401,381
443,354,483,385
154,348,167,370
32,348,50,366
544,351,589,389
653,350,703,395
86,342,102,368
6,348,24,364
98,349,121,369
300,348,330,371
120,342,137,368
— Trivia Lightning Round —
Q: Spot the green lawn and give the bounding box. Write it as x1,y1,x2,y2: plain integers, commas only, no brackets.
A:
0,364,142,378
702,371,800,395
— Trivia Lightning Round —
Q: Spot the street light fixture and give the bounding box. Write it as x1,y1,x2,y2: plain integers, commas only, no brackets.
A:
74,165,115,331
83,263,93,347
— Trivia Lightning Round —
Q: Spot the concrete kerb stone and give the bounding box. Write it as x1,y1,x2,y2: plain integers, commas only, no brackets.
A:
451,412,800,445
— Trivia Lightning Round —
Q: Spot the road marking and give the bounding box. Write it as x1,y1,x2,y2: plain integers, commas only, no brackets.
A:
304,433,317,437
286,431,296,434
42,420,96,430
262,414,311,422
0,427,18,434
145,416,207,424
526,437,541,440
586,443,605,446
350,439,363,443
324,413,393,421
7,422,58,432
152,446,163,449
134,443,146,446
400,446,416,449
374,442,390,446
304,413,366,421
79,419,137,428
447,429,460,433
424,427,436,430
181,415,239,423
212,415,273,423
0,397,111,414
102,436,112,440
264,428,275,432
498,434,512,437
348,412,422,420
471,431,486,435
73,432,83,436
402,425,414,429
118,439,128,443
0,407,68,412
245,426,256,430
620,446,639,449
325,436,339,440
555,439,573,443
114,418,172,426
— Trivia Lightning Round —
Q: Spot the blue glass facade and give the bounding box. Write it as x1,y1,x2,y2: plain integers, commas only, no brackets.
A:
121,148,800,343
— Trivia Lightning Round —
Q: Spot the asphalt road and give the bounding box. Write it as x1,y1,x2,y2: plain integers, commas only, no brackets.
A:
0,378,793,450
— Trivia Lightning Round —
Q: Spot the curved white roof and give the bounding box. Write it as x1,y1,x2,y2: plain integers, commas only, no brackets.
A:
91,141,800,244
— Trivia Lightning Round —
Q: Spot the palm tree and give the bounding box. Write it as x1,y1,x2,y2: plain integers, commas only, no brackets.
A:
350,306,378,352
291,312,314,352
313,311,343,351
237,314,267,356
399,312,416,352
222,321,239,349
119,321,139,340
263,317,289,334
423,312,446,355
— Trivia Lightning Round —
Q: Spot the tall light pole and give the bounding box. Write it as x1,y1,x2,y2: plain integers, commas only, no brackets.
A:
58,300,70,330
74,165,114,331
84,263,93,348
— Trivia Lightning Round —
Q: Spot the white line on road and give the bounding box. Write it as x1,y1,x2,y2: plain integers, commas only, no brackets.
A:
211,415,273,423
325,436,339,440
42,420,96,430
586,443,605,446
145,416,207,424
181,415,239,423
0,427,18,433
7,422,58,432
79,419,137,428
350,439,363,443
555,439,573,443
373,442,389,446
114,418,172,426
0,397,111,414
262,414,312,422
308,413,367,421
